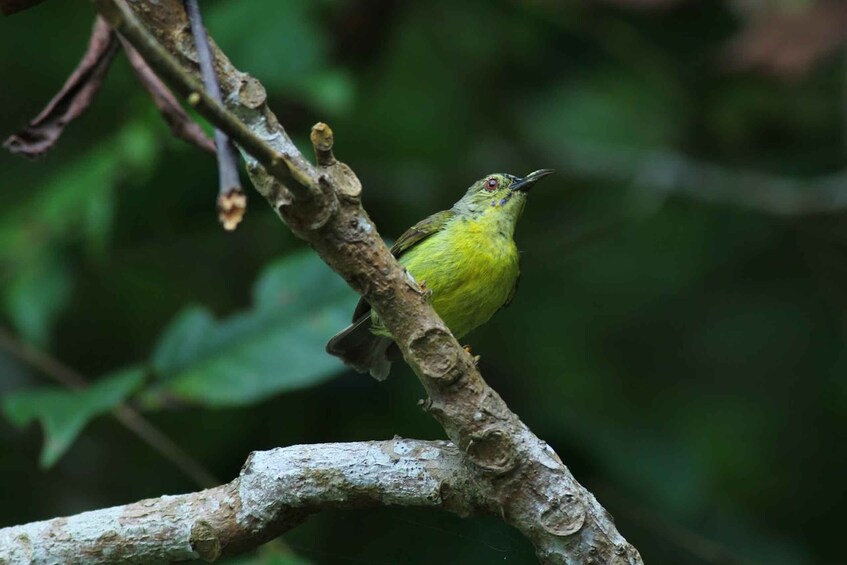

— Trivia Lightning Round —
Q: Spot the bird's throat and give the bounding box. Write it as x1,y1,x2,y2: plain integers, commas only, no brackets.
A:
464,195,525,240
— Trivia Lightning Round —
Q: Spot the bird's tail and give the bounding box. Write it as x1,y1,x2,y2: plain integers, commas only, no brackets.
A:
326,313,396,380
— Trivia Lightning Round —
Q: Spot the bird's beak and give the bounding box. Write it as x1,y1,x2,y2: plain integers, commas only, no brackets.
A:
511,169,555,192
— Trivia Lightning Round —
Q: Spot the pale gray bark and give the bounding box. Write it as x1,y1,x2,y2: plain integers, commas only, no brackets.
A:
1,1,644,562
0,440,479,564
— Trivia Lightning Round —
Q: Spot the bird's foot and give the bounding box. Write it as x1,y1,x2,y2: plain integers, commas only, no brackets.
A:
404,270,432,300
463,345,480,365
417,279,433,301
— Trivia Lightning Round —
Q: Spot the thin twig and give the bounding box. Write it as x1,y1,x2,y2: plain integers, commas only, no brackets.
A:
183,0,246,230
119,36,216,155
0,326,218,488
538,140,847,216
2,16,118,158
111,406,218,488
93,0,316,195
88,1,642,561
0,327,87,390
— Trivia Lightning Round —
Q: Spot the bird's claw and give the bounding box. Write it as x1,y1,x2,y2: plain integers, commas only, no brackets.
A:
404,270,432,300
417,279,433,301
463,345,480,365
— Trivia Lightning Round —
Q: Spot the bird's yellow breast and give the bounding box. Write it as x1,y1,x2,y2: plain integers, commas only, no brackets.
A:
395,211,520,339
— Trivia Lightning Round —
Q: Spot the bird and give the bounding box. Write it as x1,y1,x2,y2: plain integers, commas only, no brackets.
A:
326,169,554,380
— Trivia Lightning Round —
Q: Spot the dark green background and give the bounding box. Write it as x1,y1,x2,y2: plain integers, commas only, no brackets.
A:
1,1,845,564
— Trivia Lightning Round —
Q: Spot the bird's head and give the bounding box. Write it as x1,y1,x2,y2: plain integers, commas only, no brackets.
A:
453,169,554,226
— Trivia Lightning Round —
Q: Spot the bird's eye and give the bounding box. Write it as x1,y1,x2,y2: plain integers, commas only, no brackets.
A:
485,178,498,192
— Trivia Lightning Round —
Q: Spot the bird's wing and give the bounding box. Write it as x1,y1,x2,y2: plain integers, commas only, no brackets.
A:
389,209,455,258
351,209,455,321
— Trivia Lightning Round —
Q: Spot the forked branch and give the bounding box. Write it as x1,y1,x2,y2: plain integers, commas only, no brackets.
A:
0,441,481,563
2,1,643,562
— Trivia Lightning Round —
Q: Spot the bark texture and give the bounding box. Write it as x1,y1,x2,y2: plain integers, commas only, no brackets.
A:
3,1,643,562
0,440,480,564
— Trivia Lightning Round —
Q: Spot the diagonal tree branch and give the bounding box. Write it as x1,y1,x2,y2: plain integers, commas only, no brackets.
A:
93,0,315,197
120,36,216,155
66,1,642,562
0,440,482,563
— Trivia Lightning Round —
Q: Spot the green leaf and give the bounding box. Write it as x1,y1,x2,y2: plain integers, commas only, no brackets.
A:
151,307,217,376
16,120,156,254
296,69,355,117
2,254,73,347
522,69,682,151
202,0,356,117
149,251,356,407
0,120,159,344
1,367,145,468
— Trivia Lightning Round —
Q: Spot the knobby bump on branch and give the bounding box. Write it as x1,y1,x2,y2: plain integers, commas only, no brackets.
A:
0,1,642,563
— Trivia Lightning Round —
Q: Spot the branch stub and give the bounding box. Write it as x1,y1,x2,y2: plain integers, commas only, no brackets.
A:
539,493,586,537
407,327,461,384
465,427,517,474
190,520,221,562
238,75,266,109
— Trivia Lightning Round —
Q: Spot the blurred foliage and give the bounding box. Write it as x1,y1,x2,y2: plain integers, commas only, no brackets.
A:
227,541,312,565
147,251,354,407
2,367,142,467
0,120,158,345
1,1,846,564
0,251,352,469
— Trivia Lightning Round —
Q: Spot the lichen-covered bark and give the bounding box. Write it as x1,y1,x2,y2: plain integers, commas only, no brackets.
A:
0,440,480,564
18,2,642,562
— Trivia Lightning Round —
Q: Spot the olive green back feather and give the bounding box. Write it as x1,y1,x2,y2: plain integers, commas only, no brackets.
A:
352,209,455,320
390,209,456,257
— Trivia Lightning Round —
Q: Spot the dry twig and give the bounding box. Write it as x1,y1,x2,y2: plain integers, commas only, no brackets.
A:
0,326,218,488
120,37,216,155
2,17,117,158
1,1,643,562
183,0,245,230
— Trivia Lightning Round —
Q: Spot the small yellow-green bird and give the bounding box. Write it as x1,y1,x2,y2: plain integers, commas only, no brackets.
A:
326,169,554,380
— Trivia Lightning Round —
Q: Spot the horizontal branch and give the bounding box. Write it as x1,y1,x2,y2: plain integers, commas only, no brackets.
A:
0,440,481,564
92,0,315,197
551,141,847,216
